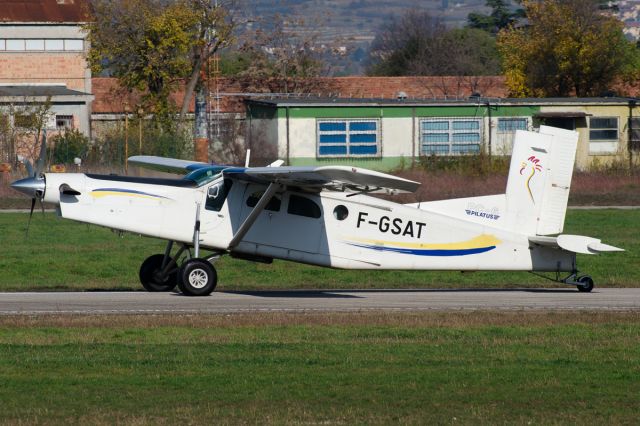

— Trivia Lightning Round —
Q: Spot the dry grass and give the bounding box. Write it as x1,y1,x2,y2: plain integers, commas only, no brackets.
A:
2,310,638,329
392,169,640,205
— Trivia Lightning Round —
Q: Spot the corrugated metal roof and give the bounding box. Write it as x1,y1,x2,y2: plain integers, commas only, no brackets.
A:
0,0,90,23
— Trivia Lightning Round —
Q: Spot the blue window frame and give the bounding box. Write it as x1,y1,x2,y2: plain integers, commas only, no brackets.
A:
317,120,380,157
420,118,482,156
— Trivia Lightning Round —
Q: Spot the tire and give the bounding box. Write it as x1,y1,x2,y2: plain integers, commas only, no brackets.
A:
577,275,594,293
177,258,217,296
139,254,178,292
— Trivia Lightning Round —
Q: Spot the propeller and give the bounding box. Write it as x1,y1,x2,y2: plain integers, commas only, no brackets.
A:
11,129,48,235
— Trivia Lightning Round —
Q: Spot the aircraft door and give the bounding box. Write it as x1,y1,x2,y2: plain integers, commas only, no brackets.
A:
199,178,234,245
238,186,324,254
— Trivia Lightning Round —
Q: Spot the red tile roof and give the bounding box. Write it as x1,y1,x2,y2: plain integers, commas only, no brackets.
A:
91,77,196,114
91,76,509,114
0,0,90,23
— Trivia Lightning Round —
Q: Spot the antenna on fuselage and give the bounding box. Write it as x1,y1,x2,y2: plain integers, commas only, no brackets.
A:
244,149,251,168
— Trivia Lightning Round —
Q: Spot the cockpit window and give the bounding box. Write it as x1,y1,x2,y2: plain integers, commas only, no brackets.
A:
205,179,233,211
184,166,228,187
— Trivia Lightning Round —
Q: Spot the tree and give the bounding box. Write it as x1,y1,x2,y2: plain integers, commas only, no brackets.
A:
467,0,525,35
497,0,639,97
86,0,233,126
226,13,335,94
366,9,501,76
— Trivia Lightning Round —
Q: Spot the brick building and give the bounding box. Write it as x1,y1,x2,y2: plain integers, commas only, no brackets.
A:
0,0,93,164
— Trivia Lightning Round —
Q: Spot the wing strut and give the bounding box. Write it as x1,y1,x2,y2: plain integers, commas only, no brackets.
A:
227,183,279,250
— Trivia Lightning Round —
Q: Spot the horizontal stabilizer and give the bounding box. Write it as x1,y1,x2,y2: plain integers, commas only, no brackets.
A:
529,234,624,255
587,241,625,253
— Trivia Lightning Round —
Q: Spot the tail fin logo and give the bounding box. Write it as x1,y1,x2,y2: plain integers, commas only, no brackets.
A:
519,155,543,204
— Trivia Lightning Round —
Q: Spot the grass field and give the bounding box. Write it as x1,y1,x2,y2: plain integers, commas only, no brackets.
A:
0,209,637,291
0,311,638,424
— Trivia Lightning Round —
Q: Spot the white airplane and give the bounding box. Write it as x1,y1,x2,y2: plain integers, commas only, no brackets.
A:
11,125,623,296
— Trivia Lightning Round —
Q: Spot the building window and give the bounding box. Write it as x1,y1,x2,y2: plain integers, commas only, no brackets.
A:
317,119,379,157
25,40,45,51
0,39,84,52
497,118,528,132
6,39,25,51
495,117,528,155
13,115,34,128
589,117,618,154
420,118,482,155
56,115,74,129
64,39,84,51
45,39,64,51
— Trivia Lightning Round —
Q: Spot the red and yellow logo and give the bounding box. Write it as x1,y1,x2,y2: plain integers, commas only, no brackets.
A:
520,156,543,203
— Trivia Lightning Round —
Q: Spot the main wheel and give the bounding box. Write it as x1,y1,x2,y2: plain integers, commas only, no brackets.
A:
577,275,594,293
177,258,217,296
139,254,178,292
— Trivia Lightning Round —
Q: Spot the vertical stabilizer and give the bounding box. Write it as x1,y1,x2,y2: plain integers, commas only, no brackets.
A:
504,126,578,236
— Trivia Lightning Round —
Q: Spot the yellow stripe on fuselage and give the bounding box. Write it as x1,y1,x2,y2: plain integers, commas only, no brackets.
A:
91,191,162,200
349,234,502,250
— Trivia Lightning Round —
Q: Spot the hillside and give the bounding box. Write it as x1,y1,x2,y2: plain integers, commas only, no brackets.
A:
236,0,493,75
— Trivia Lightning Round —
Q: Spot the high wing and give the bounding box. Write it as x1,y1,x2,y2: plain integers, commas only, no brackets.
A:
223,166,419,194
128,156,420,194
128,155,209,174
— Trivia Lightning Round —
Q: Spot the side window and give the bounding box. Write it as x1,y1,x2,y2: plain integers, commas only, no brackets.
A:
205,179,233,212
246,191,281,211
287,194,321,219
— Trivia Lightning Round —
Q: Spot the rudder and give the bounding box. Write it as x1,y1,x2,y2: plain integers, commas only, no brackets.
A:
504,126,578,236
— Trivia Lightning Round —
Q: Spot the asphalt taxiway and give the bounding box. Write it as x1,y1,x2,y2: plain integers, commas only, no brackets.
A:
0,288,639,314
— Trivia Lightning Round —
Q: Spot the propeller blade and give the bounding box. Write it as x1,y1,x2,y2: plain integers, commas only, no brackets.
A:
39,198,45,217
26,197,36,237
35,129,47,176
22,158,33,178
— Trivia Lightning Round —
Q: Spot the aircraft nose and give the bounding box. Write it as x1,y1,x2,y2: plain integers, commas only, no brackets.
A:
10,176,45,199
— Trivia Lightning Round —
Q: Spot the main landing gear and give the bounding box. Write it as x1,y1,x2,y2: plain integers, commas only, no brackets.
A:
138,241,220,296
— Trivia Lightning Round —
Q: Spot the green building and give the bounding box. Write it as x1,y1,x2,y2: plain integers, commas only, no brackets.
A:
246,97,640,171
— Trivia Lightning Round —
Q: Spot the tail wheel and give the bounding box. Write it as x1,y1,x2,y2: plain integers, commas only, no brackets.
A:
139,254,178,292
577,275,594,293
177,258,217,296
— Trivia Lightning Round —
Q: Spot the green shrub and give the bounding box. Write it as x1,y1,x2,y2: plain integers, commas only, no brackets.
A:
49,129,89,164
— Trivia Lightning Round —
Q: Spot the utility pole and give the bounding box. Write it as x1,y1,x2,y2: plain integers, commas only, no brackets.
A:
124,102,129,174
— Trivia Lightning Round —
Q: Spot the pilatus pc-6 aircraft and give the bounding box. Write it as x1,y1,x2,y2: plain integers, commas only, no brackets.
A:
12,126,622,296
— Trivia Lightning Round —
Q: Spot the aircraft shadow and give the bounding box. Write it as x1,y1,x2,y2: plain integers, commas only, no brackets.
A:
315,288,581,294
222,290,363,299
220,288,581,298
